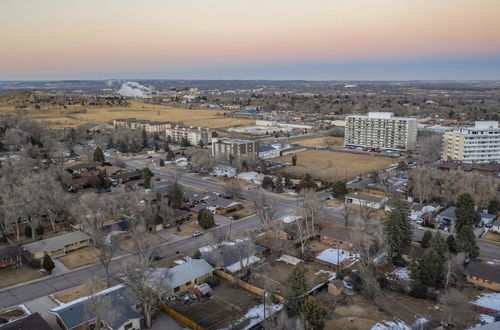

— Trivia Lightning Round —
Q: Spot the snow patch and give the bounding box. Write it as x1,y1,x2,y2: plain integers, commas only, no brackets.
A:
221,303,283,330
316,248,359,266
471,292,500,311
315,269,336,281
226,256,261,273
199,238,248,253
371,318,427,330
281,215,301,223
478,314,495,324
391,268,411,281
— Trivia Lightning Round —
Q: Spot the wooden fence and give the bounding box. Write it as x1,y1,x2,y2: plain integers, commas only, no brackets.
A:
159,304,204,330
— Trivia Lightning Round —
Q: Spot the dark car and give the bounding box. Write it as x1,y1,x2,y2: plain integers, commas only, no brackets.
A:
95,188,111,194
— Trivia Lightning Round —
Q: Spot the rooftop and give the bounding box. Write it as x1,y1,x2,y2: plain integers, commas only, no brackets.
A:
23,231,90,254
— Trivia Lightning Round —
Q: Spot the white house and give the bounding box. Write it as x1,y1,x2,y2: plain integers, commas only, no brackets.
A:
345,192,388,209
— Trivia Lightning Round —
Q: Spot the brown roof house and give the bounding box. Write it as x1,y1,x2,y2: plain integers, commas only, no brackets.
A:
466,262,500,291
22,231,91,259
0,245,22,269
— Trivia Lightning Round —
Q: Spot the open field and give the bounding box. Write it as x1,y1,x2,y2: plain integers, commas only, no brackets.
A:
52,280,107,303
275,150,395,181
58,247,101,269
293,136,344,147
0,101,254,129
0,265,43,289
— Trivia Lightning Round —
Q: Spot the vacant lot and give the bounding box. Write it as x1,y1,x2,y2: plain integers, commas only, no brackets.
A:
294,136,344,147
276,150,394,181
58,247,100,269
0,101,254,129
52,280,107,303
0,265,43,289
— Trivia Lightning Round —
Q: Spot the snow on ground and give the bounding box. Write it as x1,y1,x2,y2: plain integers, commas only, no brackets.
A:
373,252,387,263
315,269,337,281
478,314,495,324
316,248,359,266
226,256,261,273
221,303,283,330
391,268,411,281
199,238,248,253
471,292,500,311
281,215,301,223
371,318,427,330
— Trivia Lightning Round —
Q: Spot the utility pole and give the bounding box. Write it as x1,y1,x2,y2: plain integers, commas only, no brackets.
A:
263,289,267,319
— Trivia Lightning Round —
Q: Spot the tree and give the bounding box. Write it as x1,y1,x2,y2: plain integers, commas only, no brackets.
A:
262,176,275,191
410,248,444,287
397,161,408,172
420,231,432,248
429,231,447,262
141,167,154,189
43,253,55,274
224,180,241,199
166,150,175,161
341,199,352,230
292,154,297,166
456,226,479,260
295,192,323,255
274,175,284,193
296,173,316,193
159,158,165,167
142,128,148,149
241,160,249,172
301,297,325,330
285,265,307,316
168,181,183,209
408,167,433,204
331,181,348,198
369,171,379,184
93,146,105,164
284,173,292,188
180,136,191,148
440,289,476,329
252,190,281,227
84,279,120,330
383,201,412,263
446,235,457,254
197,139,204,148
455,194,479,232
488,198,500,214
198,209,215,229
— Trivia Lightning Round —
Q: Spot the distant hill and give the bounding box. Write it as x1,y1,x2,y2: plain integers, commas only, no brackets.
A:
0,90,44,105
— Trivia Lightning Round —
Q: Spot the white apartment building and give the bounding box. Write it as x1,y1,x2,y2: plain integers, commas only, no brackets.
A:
165,126,212,146
344,112,418,151
113,118,171,133
211,138,259,161
442,121,500,163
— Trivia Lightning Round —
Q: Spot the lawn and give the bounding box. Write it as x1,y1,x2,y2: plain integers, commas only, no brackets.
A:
58,247,101,269
0,101,254,129
167,218,204,237
0,265,43,289
294,136,344,147
275,150,395,181
52,280,107,303
481,231,500,243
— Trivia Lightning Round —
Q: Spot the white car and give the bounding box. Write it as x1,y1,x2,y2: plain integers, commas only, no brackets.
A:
192,231,204,237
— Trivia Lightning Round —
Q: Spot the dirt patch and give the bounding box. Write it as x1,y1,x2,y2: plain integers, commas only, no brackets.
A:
226,202,255,219
275,150,394,181
481,231,500,243
0,265,43,289
119,233,167,252
326,199,343,207
58,247,101,269
52,280,107,304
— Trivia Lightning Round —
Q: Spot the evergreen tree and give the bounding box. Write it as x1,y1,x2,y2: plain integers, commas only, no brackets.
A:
274,175,284,193
262,176,275,191
197,209,215,229
296,173,316,193
488,198,500,215
383,201,412,262
369,171,380,184
141,167,154,189
456,226,479,260
198,140,204,148
164,141,170,152
285,265,307,316
420,231,432,248
168,181,183,209
429,231,447,262
301,297,325,330
159,158,165,167
397,161,408,172
166,150,175,161
292,154,297,166
455,194,479,232
93,146,105,164
410,248,444,287
284,173,292,188
331,181,348,198
446,235,457,254
241,160,249,172
142,128,148,149
43,253,55,274
180,136,191,148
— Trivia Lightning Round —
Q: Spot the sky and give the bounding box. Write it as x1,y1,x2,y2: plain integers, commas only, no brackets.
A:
1,0,500,80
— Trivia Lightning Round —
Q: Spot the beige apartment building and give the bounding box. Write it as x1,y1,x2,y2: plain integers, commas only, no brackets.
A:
165,125,212,145
442,121,499,163
113,118,171,133
344,112,418,151
212,137,259,161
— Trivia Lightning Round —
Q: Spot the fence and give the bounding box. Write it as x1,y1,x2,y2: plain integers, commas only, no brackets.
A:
159,304,204,330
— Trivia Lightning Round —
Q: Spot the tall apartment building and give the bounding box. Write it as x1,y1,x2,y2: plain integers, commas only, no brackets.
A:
442,121,499,163
344,112,417,151
113,118,171,133
165,126,212,146
211,138,259,161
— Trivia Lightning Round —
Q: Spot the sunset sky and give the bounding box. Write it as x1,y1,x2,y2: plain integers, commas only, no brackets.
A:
1,0,499,80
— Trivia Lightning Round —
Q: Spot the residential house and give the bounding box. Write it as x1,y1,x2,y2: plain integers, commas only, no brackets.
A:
200,241,266,273
204,196,241,215
212,164,237,178
319,227,352,250
1,312,52,330
162,209,192,229
66,162,100,175
480,210,497,226
345,192,388,209
435,206,457,225
149,259,214,296
491,218,500,234
50,284,143,330
0,245,22,268
23,231,91,259
466,262,500,291
410,203,440,223
111,170,141,183
70,175,101,189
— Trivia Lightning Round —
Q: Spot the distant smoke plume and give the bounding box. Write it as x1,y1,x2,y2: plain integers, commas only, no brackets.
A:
117,81,150,97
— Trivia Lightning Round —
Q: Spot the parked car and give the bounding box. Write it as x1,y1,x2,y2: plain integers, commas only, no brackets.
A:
96,188,111,194
192,231,204,237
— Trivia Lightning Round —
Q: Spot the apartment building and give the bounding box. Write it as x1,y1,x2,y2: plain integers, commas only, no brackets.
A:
442,121,499,163
165,125,212,145
211,137,259,161
344,112,417,151
113,118,171,133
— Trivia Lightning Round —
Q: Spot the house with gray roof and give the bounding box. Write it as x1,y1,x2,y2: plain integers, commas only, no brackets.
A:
200,240,266,273
345,192,388,209
436,206,457,225
50,284,142,330
22,231,91,259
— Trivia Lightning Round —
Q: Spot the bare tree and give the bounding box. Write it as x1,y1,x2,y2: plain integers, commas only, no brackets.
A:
83,278,121,330
224,179,242,199
417,131,443,164
342,199,352,230
294,192,323,255
439,289,476,329
409,167,434,204
252,189,281,228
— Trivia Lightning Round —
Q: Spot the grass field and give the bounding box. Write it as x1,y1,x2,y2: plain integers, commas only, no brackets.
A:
294,136,344,147
0,265,43,289
275,150,394,181
0,101,254,129
58,247,101,269
52,280,107,303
